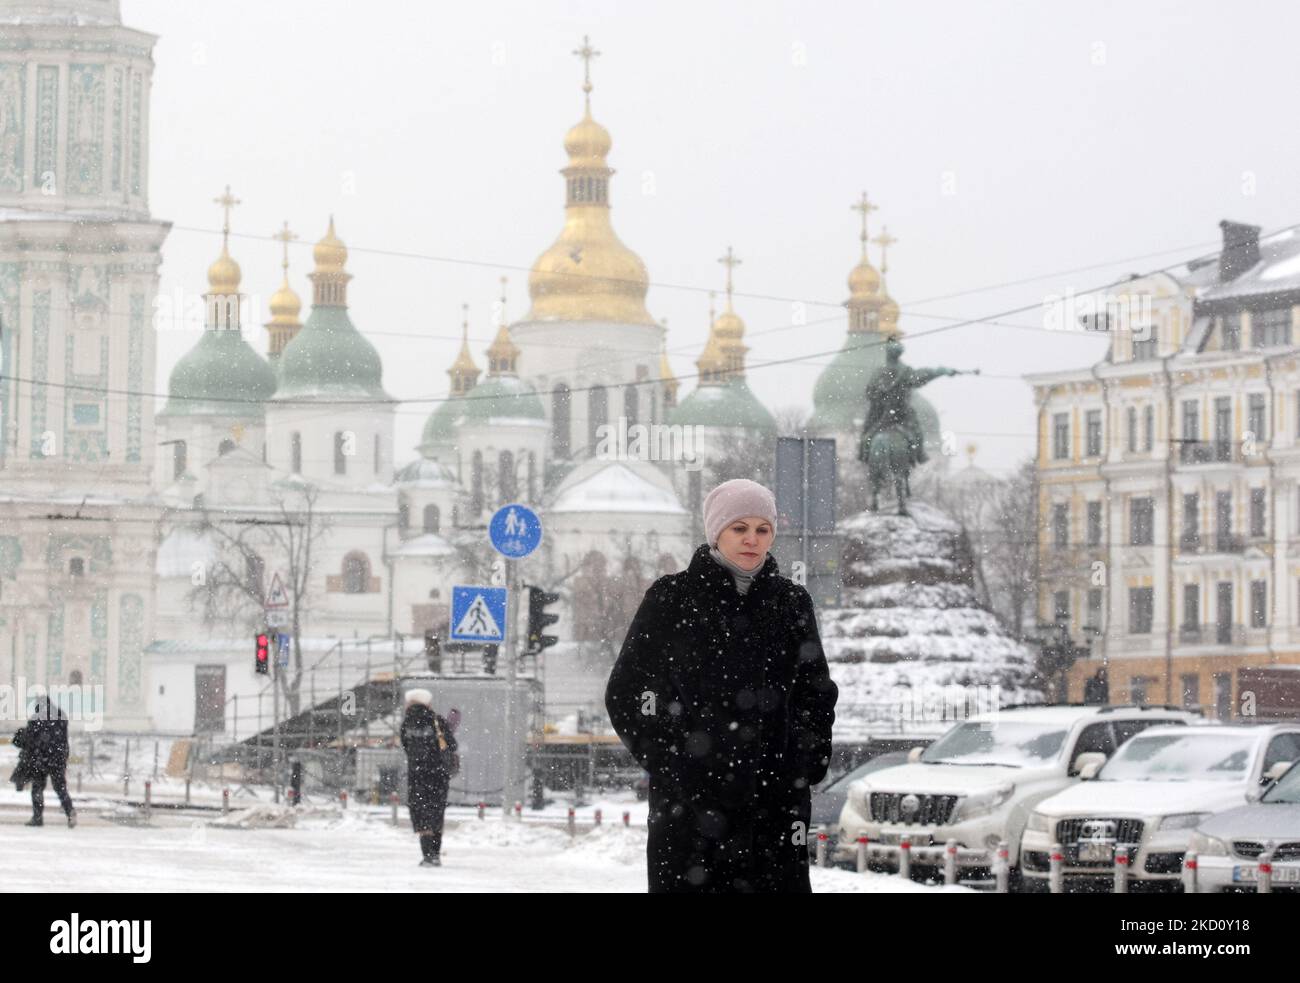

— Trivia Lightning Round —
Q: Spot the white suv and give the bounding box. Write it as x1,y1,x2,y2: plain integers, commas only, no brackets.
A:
1021,722,1300,890
834,705,1199,882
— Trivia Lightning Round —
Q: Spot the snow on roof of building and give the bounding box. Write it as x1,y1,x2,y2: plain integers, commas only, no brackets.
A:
392,533,457,558
549,461,687,515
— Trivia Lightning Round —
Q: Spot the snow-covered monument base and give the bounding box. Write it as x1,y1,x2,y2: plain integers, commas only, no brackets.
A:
820,502,1042,745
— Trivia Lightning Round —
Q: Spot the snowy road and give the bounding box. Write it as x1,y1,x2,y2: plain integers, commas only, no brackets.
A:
0,800,972,893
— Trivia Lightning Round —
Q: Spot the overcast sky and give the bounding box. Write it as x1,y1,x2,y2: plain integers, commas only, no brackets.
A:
134,0,1300,474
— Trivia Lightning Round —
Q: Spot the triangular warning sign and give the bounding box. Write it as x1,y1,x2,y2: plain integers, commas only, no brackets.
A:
454,593,502,639
266,572,290,608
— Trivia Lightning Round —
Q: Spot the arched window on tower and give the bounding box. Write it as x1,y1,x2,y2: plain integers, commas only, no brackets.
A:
173,440,187,480
398,501,410,531
218,438,235,456
342,552,371,594
499,450,516,502
588,384,608,454
471,450,484,514
552,383,571,458
624,384,639,426
423,504,440,534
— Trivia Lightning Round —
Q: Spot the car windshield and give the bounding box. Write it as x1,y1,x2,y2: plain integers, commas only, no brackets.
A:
919,721,1069,768
1262,763,1300,804
1097,733,1257,782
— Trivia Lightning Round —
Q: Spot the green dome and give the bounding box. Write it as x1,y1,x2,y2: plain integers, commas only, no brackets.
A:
159,329,277,417
458,375,546,424
668,377,776,432
274,306,388,399
807,336,940,446
418,396,466,455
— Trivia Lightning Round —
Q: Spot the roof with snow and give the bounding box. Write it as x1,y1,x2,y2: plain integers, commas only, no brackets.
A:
548,461,687,515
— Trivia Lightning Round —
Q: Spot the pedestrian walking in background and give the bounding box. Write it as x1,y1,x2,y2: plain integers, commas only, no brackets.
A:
606,478,838,892
400,689,459,867
14,696,77,828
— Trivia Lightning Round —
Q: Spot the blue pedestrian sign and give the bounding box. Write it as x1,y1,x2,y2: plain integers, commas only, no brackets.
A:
275,632,291,668
489,503,542,559
450,585,508,643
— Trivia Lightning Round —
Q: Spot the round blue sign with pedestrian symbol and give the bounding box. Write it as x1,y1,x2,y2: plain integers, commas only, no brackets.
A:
489,503,542,559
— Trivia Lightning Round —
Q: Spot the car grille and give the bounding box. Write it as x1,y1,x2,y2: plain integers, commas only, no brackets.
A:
1144,852,1185,874
1054,818,1145,868
869,792,958,825
1233,840,1300,861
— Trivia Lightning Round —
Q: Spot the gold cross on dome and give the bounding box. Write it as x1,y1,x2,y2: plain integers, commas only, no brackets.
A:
272,221,297,274
851,191,878,254
872,226,898,274
213,185,240,237
717,246,742,310
573,35,601,102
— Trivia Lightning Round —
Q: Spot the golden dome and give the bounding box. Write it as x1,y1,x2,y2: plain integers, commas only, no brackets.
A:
313,216,348,273
712,308,745,341
207,245,241,295
696,331,728,381
564,110,612,163
267,276,301,326
848,257,881,299
879,290,901,334
486,322,521,375
449,308,481,395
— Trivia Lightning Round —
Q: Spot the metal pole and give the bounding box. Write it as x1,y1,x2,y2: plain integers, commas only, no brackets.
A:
232,694,238,744
503,557,519,815
273,640,281,805
801,437,809,581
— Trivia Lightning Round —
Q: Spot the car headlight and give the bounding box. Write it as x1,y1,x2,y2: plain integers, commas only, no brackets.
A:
954,785,1015,821
1158,812,1211,831
1187,830,1228,856
1027,811,1050,833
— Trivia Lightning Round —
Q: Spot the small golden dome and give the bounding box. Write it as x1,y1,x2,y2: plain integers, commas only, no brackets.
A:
486,322,521,375
268,276,301,326
848,257,881,299
207,245,241,295
879,291,901,334
712,309,745,341
313,216,348,273
564,110,612,163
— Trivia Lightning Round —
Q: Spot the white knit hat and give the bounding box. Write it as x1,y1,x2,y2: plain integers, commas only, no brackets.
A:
702,478,777,547
404,688,433,708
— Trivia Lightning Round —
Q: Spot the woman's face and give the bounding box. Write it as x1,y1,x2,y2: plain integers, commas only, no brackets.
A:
716,515,775,571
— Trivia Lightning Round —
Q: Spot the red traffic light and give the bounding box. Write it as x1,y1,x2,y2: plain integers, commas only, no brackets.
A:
255,632,270,674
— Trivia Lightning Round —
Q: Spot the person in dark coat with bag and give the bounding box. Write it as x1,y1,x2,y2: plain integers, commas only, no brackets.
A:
400,689,458,867
606,478,838,893
14,696,77,828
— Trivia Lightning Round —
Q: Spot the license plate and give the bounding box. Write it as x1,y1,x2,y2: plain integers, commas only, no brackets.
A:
1234,864,1300,883
1077,840,1115,863
879,829,931,846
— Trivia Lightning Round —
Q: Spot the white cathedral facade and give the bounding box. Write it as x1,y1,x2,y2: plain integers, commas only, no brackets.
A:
0,3,937,736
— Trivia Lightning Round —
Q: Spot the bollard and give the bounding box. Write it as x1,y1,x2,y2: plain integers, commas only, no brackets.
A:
123,775,129,797
1183,851,1198,894
594,808,602,827
567,806,576,837
391,793,399,827
222,788,230,815
514,801,523,821
995,841,1010,894
185,779,191,807
623,810,630,827
1257,849,1273,894
340,790,348,810
856,835,869,874
816,832,828,868
477,801,485,820
1048,842,1063,894
898,837,911,880
944,839,958,886
144,780,152,821
1113,846,1129,894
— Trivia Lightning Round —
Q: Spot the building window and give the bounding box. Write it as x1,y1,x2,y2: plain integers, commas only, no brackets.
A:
588,384,608,453
291,432,302,473
1250,580,1267,628
1085,409,1102,457
1052,413,1069,460
1053,590,1069,625
1222,313,1241,350
218,438,235,456
1143,405,1154,451
1183,583,1200,629
1052,503,1069,550
1214,397,1232,461
374,433,382,475
423,504,440,534
245,553,265,596
624,384,639,426
1181,674,1201,710
552,382,571,458
1182,493,1200,550
1086,501,1102,547
1133,325,1158,360
342,553,370,594
69,557,85,578
471,450,484,514
173,440,187,480
1250,488,1266,537
1129,497,1154,546
1252,307,1291,348
334,432,347,475
1215,491,1233,548
499,449,516,502
399,502,410,530
1129,587,1154,634
1248,393,1267,444
1086,588,1103,632
1126,407,1137,453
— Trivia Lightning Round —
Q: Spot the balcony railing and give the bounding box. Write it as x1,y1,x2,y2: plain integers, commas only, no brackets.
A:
1212,534,1246,554
1178,623,1246,646
1178,534,1202,554
1178,440,1241,465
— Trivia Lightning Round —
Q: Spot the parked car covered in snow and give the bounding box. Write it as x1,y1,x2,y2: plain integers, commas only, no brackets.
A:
1185,758,1300,893
834,704,1199,884
1021,723,1300,891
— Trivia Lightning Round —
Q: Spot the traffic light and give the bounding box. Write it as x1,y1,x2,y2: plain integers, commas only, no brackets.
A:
255,632,270,675
423,630,441,673
526,585,560,654
482,644,498,675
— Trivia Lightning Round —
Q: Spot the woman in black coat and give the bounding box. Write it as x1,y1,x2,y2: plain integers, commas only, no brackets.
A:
606,478,838,893
400,689,458,867
15,697,76,827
